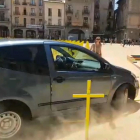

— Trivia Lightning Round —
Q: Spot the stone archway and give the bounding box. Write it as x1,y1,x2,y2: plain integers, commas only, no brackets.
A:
26,30,36,38
14,29,23,38
0,26,9,37
68,29,85,41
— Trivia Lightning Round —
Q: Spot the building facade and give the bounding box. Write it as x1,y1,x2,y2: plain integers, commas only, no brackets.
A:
116,0,140,42
44,0,65,39
65,0,94,40
11,0,44,38
0,0,12,37
93,0,115,39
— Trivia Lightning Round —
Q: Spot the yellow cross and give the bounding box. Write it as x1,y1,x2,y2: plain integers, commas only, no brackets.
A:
73,80,104,140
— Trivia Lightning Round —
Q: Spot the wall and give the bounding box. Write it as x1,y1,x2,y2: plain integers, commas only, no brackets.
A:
65,0,94,39
44,1,65,26
99,0,115,33
12,0,43,25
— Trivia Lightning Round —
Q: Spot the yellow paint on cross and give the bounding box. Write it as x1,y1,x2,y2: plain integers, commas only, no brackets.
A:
73,80,104,140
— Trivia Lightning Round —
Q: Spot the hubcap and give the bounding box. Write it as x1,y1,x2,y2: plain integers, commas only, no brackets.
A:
0,111,21,139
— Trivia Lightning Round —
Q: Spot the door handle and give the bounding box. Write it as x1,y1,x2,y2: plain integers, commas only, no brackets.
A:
53,76,65,83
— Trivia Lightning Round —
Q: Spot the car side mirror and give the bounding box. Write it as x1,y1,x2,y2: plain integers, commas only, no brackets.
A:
104,63,110,70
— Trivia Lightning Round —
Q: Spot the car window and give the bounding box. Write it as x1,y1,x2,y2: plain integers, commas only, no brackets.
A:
51,46,101,72
0,45,49,75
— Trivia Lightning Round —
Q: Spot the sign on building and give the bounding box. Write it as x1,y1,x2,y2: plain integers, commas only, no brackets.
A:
26,24,43,29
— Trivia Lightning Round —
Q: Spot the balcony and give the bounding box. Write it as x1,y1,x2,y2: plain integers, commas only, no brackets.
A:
30,3,36,6
13,11,20,15
107,16,113,20
13,1,20,5
23,12,27,15
95,4,99,9
106,25,113,31
30,13,36,16
39,3,43,6
0,4,8,10
39,13,43,16
47,23,52,26
0,18,9,22
94,15,100,20
13,23,25,27
66,9,73,14
22,2,27,5
93,25,100,33
83,22,89,28
82,9,90,15
66,21,72,26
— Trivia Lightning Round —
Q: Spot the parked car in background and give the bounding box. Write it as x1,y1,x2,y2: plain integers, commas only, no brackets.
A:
0,39,139,139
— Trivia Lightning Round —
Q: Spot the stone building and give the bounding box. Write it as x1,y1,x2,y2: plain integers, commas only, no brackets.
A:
116,0,140,42
93,0,115,39
11,0,44,38
65,0,94,40
44,0,65,39
0,0,12,37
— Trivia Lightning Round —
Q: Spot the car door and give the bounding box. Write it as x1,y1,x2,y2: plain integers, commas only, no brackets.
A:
46,44,112,111
0,44,51,116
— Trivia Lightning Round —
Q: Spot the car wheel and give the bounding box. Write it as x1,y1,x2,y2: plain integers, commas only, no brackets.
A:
0,111,22,139
112,84,128,110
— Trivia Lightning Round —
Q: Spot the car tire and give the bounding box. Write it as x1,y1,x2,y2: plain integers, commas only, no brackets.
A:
111,84,129,110
0,109,23,139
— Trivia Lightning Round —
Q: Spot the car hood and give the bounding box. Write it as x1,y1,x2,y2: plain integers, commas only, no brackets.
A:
112,64,131,75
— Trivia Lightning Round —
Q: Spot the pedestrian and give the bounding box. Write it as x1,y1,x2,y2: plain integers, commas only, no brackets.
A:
132,39,135,46
110,38,113,45
123,38,126,47
128,38,131,46
115,38,117,43
90,36,102,57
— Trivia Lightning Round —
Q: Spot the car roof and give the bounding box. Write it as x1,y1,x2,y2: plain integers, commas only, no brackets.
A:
0,39,82,47
0,39,55,47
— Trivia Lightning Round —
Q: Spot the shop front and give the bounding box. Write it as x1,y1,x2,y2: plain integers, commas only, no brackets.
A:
45,25,65,39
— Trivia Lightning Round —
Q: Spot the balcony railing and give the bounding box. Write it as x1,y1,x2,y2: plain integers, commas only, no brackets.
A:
39,13,43,16
22,2,27,5
30,13,36,16
66,9,73,14
39,3,43,6
13,1,20,5
94,15,100,20
47,23,52,25
66,21,72,26
0,4,5,8
13,11,20,15
82,10,90,15
0,18,9,22
30,3,36,6
23,12,27,15
83,22,89,28
0,5,9,10
13,23,25,27
107,16,113,20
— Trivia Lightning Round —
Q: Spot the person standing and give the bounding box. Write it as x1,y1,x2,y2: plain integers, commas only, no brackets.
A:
115,38,117,43
123,38,126,47
132,39,135,46
110,38,113,45
90,36,102,57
